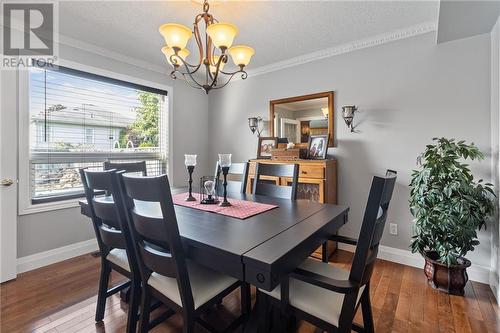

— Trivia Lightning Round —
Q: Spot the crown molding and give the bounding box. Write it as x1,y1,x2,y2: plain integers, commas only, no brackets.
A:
58,33,168,75
246,21,437,78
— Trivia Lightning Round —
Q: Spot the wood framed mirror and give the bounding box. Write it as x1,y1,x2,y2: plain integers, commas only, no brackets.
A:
269,91,334,147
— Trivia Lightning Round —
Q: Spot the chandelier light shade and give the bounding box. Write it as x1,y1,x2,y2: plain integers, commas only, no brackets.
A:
161,46,190,66
229,45,255,67
159,23,193,50
206,22,238,49
158,0,254,93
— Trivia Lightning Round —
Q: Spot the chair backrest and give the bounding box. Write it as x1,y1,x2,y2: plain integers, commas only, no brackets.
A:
214,162,249,195
104,161,147,176
253,163,299,200
349,170,397,285
79,169,137,270
118,174,195,310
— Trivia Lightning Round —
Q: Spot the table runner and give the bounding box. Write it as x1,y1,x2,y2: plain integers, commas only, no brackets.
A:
172,193,277,219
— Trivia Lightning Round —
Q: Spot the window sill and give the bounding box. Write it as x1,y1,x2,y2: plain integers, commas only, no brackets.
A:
19,198,82,215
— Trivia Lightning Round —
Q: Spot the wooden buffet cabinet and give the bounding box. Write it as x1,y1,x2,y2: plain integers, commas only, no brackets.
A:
247,158,338,259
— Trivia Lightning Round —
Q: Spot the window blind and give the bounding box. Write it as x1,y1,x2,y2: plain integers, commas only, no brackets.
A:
29,65,168,203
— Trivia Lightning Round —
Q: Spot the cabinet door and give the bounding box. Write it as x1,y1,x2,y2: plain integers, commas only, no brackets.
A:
282,177,324,203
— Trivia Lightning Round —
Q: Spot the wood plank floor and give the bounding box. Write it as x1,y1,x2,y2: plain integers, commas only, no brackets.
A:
1,250,498,333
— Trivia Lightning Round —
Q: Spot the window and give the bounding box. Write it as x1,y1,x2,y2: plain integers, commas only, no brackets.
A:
28,65,169,204
85,128,94,145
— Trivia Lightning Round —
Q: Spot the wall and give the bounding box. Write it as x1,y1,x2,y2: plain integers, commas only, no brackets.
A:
16,42,209,258
208,32,493,268
490,16,500,301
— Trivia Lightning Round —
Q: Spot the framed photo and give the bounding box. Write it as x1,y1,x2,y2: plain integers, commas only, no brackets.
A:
307,134,329,159
257,137,278,159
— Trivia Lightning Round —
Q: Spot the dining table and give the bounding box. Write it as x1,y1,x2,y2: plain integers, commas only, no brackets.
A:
79,189,349,332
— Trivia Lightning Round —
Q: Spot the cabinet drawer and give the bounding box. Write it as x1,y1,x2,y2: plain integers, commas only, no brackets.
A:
298,165,324,179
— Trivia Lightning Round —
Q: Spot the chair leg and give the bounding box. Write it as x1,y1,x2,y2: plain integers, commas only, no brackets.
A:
126,279,140,333
95,262,111,322
361,288,375,333
182,315,195,333
139,287,152,333
321,242,328,263
241,282,252,315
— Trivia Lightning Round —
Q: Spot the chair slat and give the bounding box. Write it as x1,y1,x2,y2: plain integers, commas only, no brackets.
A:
104,161,147,176
93,199,119,223
139,245,177,278
131,211,170,244
253,163,299,200
99,226,126,249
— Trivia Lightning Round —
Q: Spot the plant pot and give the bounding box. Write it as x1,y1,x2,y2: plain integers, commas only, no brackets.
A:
423,251,471,296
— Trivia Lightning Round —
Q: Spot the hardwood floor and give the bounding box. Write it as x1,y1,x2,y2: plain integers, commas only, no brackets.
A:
1,250,498,333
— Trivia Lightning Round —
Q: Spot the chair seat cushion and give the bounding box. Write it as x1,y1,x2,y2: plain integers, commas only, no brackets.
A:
106,248,130,271
148,261,238,309
261,258,365,326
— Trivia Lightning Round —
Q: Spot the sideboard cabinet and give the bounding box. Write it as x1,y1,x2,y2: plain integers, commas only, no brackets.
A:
247,159,338,259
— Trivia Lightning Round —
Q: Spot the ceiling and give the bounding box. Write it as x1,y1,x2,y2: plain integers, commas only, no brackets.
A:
59,1,439,71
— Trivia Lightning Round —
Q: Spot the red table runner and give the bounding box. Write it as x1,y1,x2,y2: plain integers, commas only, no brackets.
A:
172,193,277,219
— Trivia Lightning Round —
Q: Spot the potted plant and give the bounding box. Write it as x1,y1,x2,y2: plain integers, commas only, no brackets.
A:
410,138,495,295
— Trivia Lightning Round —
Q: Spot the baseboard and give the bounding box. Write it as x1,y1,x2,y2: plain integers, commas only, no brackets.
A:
337,243,491,284
17,239,98,274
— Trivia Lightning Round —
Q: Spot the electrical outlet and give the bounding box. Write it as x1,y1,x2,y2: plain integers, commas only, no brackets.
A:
389,223,398,235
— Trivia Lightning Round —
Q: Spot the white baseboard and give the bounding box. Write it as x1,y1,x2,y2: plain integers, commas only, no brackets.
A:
17,239,98,274
14,238,492,286
338,243,491,284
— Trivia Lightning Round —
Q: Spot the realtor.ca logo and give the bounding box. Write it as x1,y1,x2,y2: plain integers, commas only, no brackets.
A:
2,2,59,69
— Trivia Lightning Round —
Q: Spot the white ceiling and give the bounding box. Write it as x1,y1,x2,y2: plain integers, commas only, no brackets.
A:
59,1,439,71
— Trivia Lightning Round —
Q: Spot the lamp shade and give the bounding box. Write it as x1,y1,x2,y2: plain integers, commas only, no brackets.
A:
159,23,193,50
209,55,226,74
206,22,238,49
229,45,255,67
161,46,190,66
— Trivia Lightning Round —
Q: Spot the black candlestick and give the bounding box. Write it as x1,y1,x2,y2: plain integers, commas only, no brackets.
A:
219,166,231,207
186,165,196,201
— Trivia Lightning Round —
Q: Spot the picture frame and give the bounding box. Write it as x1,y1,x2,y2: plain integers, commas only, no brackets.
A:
307,134,329,159
257,137,278,159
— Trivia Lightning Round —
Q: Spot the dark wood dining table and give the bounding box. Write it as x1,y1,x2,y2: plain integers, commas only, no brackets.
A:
79,189,349,330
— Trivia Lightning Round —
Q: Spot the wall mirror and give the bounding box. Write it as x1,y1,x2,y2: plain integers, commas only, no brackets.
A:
269,91,334,147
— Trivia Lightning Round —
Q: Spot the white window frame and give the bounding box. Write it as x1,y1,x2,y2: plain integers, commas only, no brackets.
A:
18,59,173,215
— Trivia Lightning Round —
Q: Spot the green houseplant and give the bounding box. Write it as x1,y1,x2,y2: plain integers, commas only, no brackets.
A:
409,138,495,295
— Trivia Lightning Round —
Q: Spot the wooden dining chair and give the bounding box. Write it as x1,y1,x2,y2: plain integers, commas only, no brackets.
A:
260,171,397,333
79,169,140,333
253,163,299,200
118,173,246,333
322,169,398,262
214,161,249,195
104,160,147,175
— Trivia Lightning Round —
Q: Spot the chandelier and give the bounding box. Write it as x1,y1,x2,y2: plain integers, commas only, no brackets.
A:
159,0,255,94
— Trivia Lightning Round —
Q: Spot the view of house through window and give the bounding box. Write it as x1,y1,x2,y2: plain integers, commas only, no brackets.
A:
29,66,168,203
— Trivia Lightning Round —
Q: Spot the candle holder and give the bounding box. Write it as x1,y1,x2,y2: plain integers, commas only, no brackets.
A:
219,166,231,207
184,154,197,201
218,153,232,207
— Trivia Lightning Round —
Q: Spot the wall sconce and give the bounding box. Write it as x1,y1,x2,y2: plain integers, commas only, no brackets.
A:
341,105,357,132
248,116,264,136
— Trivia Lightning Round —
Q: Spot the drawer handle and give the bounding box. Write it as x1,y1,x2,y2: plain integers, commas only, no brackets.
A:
301,171,307,174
